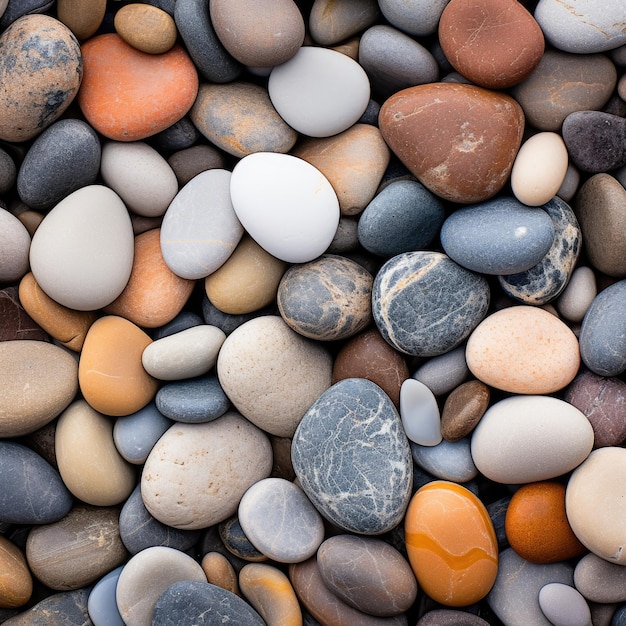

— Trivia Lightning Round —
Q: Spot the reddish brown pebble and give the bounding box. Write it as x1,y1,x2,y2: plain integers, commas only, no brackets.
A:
441,380,490,442
201,552,240,597
114,4,177,55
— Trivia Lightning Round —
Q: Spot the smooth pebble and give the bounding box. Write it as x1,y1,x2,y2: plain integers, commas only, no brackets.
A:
538,583,592,626
399,378,442,446
411,437,478,483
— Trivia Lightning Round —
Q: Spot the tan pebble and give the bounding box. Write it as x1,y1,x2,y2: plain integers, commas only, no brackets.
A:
104,229,195,328
201,552,240,596
205,236,287,315
557,266,597,323
0,535,32,609
79,315,159,416
310,0,379,46
19,272,97,352
55,400,136,506
114,4,177,54
441,380,490,442
332,37,360,60
240,563,303,626
57,0,106,39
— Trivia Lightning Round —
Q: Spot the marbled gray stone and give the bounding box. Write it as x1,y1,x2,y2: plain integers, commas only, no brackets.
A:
372,251,490,357
440,197,555,275
499,196,581,305
410,437,478,483
155,375,230,423
292,378,413,535
3,588,91,626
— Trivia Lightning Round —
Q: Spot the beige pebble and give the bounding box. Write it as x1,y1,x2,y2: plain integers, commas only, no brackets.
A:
0,536,32,609
201,552,240,596
557,266,597,322
16,209,44,237
57,0,106,39
114,3,177,54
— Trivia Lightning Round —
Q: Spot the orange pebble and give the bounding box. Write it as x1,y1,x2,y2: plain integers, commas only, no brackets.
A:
505,481,587,563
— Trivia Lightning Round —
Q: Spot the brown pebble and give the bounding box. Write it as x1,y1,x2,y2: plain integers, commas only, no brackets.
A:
0,286,48,342
57,0,106,39
114,3,178,55
201,552,240,597
16,210,44,236
167,145,226,187
441,380,491,442
270,436,296,482
0,536,32,609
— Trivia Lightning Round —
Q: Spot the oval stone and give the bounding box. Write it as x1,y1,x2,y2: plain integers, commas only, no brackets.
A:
405,481,498,607
441,380,490,442
379,83,524,203
114,4,177,55
0,340,78,437
379,0,450,36
1,588,92,626
411,437,478,483
538,583,592,626
400,378,442,446
556,266,597,323
57,0,106,40
292,378,413,535
0,209,30,284
141,413,273,529
471,395,594,484
87,566,125,626
29,185,134,311
155,375,230,423
0,536,32,609
310,0,379,45
466,305,580,394
574,552,626,604
372,251,490,357
0,14,82,142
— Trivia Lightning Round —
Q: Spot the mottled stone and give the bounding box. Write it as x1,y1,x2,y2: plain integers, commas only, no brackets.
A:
379,83,524,203
372,251,490,357
149,115,200,152
0,209,30,284
2,589,91,626
0,536,32,609
292,378,412,535
574,552,626,604
155,375,230,423
441,380,490,442
114,4,177,54
57,0,106,39
0,286,46,342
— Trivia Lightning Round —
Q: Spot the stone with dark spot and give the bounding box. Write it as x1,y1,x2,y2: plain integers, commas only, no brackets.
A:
155,375,230,423
0,588,91,626
372,251,490,357
0,286,47,342
292,378,412,535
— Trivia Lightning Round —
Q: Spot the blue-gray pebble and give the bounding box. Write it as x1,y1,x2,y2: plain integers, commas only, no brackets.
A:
440,197,555,275
498,196,581,305
148,116,201,153
202,296,276,335
292,378,413,535
155,375,230,423
152,581,265,626
372,251,490,356
87,566,125,626
358,179,444,257
152,311,203,341
5,588,91,625
0,441,72,525
410,437,478,483
487,496,511,552
579,279,626,376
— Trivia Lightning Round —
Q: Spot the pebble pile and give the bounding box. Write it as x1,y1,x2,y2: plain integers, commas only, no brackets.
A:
0,0,625,625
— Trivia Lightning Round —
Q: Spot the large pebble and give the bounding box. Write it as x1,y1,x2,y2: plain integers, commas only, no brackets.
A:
0,536,32,609
574,552,626,604
372,251,490,357
404,481,498,607
538,583,592,626
0,15,82,142
0,209,29,284
29,185,134,311
141,413,272,529
471,395,594,484
466,305,580,394
217,315,332,438
379,83,524,203
0,340,78,437
292,378,413,535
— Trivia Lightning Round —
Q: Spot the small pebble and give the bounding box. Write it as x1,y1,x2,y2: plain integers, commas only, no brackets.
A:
411,437,478,483
87,566,125,626
574,552,626,604
538,583,592,626
399,378,442,446
57,0,106,40
114,4,177,55
412,346,470,396
309,0,379,46
0,210,31,284
556,266,597,322
155,375,230,423
441,380,490,442
0,536,32,609
201,552,239,596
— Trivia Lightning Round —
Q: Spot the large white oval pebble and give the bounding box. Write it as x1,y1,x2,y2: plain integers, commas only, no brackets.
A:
399,378,442,445
268,46,370,138
230,152,340,263
29,185,134,311
471,395,594,484
100,141,178,217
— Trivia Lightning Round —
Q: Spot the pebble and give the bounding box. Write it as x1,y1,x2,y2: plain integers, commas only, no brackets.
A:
114,4,177,55
378,0,450,36
309,0,379,45
217,315,332,437
0,536,32,609
167,144,225,186
412,346,470,396
0,147,15,194
416,610,489,625
0,209,30,284
141,414,272,530
405,481,498,607
201,552,239,596
471,395,594,484
57,0,106,40
219,516,267,562
317,534,417,616
0,286,46,343
155,375,230,423
441,380,490,441
411,437,478,483
372,251,490,357
2,588,91,626
87,566,125,626
557,266,597,322
399,378,442,446
466,305,580,394
574,552,626,604
538,583,592,626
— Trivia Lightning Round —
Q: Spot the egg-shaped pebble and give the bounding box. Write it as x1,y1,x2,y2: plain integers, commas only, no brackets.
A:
466,305,580,394
399,378,442,446
57,0,106,40
114,3,177,55
538,583,592,626
574,552,626,604
268,46,370,138
29,185,134,311
441,380,490,442
411,437,478,483
0,209,30,283
412,346,470,396
230,152,340,264
201,552,239,596
309,0,379,45
87,566,125,626
141,414,272,529
0,536,32,609
471,395,594,484
557,266,597,323
405,481,498,607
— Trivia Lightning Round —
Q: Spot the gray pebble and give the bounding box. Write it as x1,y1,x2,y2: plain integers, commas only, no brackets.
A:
155,375,230,423
410,437,478,483
411,346,469,396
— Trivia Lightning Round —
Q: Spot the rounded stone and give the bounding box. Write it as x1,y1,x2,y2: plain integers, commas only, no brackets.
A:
412,346,471,397
0,340,78,437
539,583,592,626
292,378,413,535
167,144,226,187
57,0,106,40
317,534,417,616
417,610,489,626
0,285,47,343
411,437,478,483
201,552,239,597
471,395,594,484
217,315,333,438
0,536,32,609
379,0,452,36
238,478,325,563
29,185,134,311
566,447,626,564
155,375,230,423
557,266,597,323
0,210,30,284
78,34,198,141
26,505,128,591
309,0,379,45
87,566,125,626
372,251,490,357
141,413,273,530
574,552,626,604
466,305,580,394
0,14,82,143
79,315,159,417
114,4,177,54
441,380,490,442
2,588,92,626
504,481,586,563
219,517,267,563
405,481,498,607
17,119,101,211
379,83,524,203
0,147,16,194
400,378,442,446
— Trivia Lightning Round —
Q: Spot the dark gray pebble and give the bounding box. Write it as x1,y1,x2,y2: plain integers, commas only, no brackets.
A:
202,296,276,335
152,311,203,340
0,147,16,194
155,375,230,423
218,516,266,562
2,589,90,626
0,0,55,29
148,116,200,153
487,496,511,552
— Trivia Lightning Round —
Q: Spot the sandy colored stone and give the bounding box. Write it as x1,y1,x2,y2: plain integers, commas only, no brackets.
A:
0,536,32,609
441,380,490,442
201,552,240,597
78,315,158,417
115,4,177,54
57,0,106,39
105,229,195,328
19,273,96,352
309,0,380,46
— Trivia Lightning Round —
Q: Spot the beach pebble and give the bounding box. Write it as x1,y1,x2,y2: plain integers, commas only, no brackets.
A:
405,481,498,607
268,46,370,138
219,516,266,562
293,378,412,535
317,534,417,616
466,305,580,394
87,566,125,626
0,210,30,284
471,395,594,484
155,375,230,423
557,266,597,323
2,588,91,626
0,286,46,343
57,0,106,40
0,147,15,194
412,346,470,396
29,185,134,311
309,0,379,45
378,0,451,36
201,552,239,596
141,414,272,530
399,378,442,446
114,4,177,54
441,380,490,441
0,536,32,609
411,437,478,483
167,144,225,186
574,552,626,604
417,611,489,625
373,251,490,357
379,83,524,203
538,583,592,626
